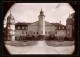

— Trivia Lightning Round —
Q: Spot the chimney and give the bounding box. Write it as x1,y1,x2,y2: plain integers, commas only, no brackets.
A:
59,21,61,24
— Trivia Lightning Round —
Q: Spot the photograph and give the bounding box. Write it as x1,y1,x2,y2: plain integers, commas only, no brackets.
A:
3,2,78,55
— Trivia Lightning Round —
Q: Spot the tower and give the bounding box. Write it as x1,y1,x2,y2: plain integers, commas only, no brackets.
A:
66,13,74,39
7,11,15,41
38,9,45,35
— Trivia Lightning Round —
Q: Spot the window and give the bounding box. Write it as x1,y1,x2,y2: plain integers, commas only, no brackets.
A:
55,27,57,29
55,31,57,34
22,27,24,29
68,26,69,28
22,31,24,34
37,32,38,34
18,26,20,29
48,32,50,34
8,27,10,29
63,27,64,29
67,31,69,34
31,32,32,34
45,32,47,34
59,27,60,29
41,31,43,34
26,27,28,30
34,32,35,34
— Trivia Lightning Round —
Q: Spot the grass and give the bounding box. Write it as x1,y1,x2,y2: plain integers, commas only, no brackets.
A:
46,41,74,47
4,41,37,47
4,40,75,47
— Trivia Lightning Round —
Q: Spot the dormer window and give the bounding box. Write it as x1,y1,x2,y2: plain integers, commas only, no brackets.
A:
22,27,24,29
18,26,20,29
26,27,28,30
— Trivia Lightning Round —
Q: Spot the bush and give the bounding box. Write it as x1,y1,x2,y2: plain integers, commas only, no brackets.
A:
35,35,46,40
45,35,55,40
64,37,74,41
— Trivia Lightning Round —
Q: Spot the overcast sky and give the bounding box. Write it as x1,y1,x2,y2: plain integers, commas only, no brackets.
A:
4,3,75,27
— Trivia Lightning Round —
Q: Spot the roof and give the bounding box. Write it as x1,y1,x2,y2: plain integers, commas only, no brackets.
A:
15,22,32,26
15,21,66,30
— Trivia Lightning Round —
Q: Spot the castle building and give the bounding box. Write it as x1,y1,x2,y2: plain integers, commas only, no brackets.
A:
5,9,74,41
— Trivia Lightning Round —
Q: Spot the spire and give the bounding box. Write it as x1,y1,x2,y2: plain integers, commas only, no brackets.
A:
7,10,14,20
10,10,11,16
40,8,44,15
40,8,43,13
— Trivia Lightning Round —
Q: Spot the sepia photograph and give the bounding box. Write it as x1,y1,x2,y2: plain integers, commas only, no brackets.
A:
3,2,78,55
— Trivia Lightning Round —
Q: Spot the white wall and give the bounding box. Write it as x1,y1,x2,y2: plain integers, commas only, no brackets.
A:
55,30,66,37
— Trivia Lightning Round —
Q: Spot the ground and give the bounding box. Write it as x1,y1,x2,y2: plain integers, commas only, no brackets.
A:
4,40,75,55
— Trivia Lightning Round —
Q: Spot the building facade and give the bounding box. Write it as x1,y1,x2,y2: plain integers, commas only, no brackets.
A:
5,9,74,41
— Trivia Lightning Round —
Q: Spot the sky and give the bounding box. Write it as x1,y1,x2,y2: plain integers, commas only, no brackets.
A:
4,3,75,27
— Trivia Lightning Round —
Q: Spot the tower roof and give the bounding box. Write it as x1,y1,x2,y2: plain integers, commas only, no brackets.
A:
40,8,43,13
7,11,14,20
66,13,73,25
39,9,44,16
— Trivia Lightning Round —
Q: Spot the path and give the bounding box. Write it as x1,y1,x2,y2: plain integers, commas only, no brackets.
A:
4,41,75,54
35,40,47,47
